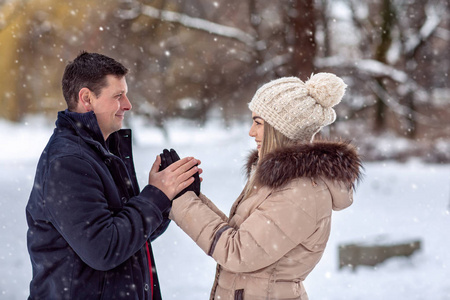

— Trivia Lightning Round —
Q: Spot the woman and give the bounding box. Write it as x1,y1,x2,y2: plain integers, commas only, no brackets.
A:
169,73,362,299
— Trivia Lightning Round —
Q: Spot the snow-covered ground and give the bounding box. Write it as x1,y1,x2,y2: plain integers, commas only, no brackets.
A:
1,114,450,299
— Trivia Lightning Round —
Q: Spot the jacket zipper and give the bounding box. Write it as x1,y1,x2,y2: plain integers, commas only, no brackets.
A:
145,241,154,298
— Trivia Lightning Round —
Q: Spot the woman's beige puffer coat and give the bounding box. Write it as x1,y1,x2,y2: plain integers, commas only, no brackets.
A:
170,141,362,300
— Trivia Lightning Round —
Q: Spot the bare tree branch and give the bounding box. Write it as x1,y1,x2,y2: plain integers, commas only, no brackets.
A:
255,54,291,76
316,56,408,83
315,55,443,127
369,80,442,127
404,4,442,56
116,3,256,48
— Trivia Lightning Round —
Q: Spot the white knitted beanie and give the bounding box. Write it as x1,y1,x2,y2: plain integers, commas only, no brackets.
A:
248,73,347,141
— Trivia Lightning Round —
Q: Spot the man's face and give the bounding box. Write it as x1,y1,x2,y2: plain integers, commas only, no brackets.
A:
90,75,131,140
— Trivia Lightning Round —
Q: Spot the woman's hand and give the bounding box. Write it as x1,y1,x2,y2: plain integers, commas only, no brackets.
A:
148,155,201,200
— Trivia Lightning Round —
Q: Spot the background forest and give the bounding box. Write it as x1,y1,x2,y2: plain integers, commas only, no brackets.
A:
1,0,449,162
1,1,450,299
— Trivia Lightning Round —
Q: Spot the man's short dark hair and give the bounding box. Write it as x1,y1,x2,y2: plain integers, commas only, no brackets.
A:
62,51,129,110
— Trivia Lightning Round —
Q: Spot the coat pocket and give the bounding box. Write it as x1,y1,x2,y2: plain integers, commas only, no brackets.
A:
235,289,244,300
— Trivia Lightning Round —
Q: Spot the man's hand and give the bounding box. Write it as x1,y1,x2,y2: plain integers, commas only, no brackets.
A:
148,155,200,200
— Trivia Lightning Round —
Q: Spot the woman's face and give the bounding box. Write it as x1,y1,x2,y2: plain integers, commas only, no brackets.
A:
249,112,264,156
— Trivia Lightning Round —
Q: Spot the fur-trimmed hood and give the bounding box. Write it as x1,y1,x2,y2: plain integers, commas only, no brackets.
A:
246,140,363,189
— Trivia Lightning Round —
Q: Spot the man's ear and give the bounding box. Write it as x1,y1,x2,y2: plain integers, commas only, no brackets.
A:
78,88,92,112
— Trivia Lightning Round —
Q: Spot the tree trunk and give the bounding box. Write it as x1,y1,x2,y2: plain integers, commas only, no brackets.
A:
287,0,316,78
373,0,394,132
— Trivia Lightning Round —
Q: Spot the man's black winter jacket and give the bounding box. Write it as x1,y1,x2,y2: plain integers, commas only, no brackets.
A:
26,110,170,299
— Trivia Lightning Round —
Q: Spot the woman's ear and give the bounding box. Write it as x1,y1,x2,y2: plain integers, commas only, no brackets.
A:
78,88,92,112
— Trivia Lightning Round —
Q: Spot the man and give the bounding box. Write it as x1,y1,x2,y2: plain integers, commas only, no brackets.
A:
26,51,199,299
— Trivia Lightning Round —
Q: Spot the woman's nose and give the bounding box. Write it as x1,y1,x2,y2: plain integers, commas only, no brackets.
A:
249,124,255,137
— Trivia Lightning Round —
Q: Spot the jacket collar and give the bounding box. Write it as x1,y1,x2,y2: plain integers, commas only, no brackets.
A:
58,110,105,145
246,140,363,189
56,110,126,159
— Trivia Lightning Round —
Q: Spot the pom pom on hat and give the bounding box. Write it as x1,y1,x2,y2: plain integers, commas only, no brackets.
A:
248,72,347,141
305,73,346,108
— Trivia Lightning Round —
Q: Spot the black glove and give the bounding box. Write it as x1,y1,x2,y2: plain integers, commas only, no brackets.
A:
159,148,201,197
159,148,176,171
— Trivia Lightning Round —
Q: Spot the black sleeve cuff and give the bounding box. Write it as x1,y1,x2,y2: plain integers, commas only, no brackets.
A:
140,185,171,213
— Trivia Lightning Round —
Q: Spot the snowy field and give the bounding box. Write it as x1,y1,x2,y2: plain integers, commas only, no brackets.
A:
1,114,450,299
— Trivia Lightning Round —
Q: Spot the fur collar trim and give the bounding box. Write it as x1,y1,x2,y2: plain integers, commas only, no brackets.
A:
246,140,363,189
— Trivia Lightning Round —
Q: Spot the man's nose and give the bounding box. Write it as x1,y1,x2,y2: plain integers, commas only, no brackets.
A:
121,96,132,111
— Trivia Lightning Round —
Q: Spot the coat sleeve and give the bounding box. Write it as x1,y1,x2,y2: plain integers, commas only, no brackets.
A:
43,156,171,271
149,207,172,241
169,187,319,273
198,193,228,222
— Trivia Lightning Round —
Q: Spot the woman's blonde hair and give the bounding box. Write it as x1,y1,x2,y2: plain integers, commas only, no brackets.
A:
242,121,296,199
